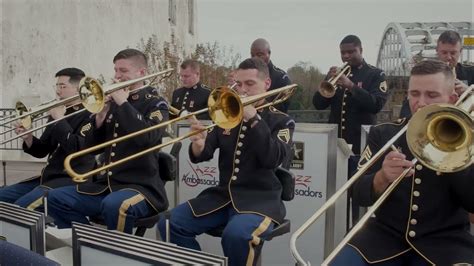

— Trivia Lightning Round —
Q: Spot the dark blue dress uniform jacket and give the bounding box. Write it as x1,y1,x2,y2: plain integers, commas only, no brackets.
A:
313,60,388,154
77,87,169,213
268,61,292,113
171,83,211,120
22,106,94,188
187,106,295,224
349,118,474,265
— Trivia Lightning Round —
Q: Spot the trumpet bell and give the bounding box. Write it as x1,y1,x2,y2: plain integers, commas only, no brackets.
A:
208,86,243,129
407,104,473,173
319,81,336,98
78,77,105,113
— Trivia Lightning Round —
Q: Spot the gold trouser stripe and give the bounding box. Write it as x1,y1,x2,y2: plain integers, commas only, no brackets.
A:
26,196,44,210
246,216,272,266
117,194,145,232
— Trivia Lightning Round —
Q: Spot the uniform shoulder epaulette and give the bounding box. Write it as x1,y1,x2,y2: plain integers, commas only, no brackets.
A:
461,62,474,68
373,117,407,128
269,106,289,116
200,84,211,90
367,63,383,72
272,65,287,75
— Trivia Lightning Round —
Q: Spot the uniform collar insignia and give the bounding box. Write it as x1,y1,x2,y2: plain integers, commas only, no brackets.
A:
223,129,231,135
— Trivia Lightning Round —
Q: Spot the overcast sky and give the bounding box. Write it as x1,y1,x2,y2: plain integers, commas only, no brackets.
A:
197,0,473,72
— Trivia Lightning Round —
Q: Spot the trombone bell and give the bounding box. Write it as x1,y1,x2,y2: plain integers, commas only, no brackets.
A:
407,104,473,173
15,101,33,129
78,77,105,113
208,87,243,129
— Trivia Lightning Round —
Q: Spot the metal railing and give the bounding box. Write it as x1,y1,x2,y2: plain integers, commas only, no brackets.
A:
1,109,47,150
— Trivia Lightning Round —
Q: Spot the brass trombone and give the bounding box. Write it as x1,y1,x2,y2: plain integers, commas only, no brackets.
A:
319,62,351,98
0,69,174,145
290,86,473,265
64,84,298,183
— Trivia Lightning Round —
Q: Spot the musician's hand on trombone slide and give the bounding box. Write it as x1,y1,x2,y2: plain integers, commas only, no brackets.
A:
454,79,468,96
373,150,414,195
189,115,207,157
109,88,129,106
13,121,33,147
48,105,66,120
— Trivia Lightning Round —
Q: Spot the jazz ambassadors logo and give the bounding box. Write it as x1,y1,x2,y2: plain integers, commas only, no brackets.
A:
291,141,323,198
181,160,219,187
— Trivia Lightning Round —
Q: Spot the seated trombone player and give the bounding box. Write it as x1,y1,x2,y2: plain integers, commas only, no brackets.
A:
158,58,295,266
0,68,94,210
331,59,474,265
47,49,170,234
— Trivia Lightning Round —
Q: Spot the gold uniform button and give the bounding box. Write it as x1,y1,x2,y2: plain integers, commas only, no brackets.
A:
412,204,419,211
234,168,240,173
236,150,241,156
239,134,245,139
115,123,119,128
415,178,421,185
237,142,243,147
242,126,247,131
410,219,417,225
113,133,118,138
112,143,117,147
342,126,346,130
111,152,115,157
342,110,346,114
235,159,240,164
108,171,113,176
408,231,416,238
343,102,346,106
415,164,423,171
342,118,345,122
413,191,420,197
231,176,237,181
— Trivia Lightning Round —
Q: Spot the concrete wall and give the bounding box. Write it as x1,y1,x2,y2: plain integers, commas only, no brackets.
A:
1,0,197,108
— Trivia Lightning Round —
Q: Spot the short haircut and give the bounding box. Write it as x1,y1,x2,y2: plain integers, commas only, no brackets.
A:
180,59,200,71
55,67,85,84
437,30,462,45
410,59,454,81
238,57,269,79
251,38,271,54
340,35,362,47
113,48,147,68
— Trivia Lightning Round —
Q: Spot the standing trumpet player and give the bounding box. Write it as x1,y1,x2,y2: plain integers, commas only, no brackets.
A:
313,35,388,225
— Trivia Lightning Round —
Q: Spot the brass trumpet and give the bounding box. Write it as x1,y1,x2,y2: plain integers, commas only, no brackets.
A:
64,84,298,183
291,86,473,265
0,69,174,145
319,62,351,98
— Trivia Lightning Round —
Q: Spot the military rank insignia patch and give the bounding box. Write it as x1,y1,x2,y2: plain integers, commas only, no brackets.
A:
80,122,92,137
223,128,231,135
149,110,163,121
277,129,291,144
379,81,388,93
358,145,373,169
